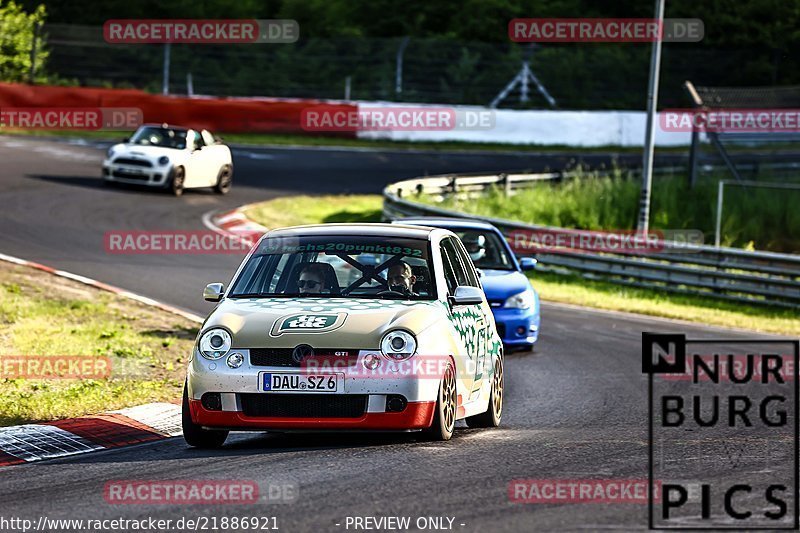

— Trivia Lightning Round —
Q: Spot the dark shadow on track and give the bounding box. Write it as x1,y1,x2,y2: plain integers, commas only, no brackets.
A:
41,428,478,466
26,174,218,197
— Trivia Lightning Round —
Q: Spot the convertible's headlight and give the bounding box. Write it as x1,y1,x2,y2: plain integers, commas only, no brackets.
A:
380,330,416,360
106,147,115,158
198,328,231,360
504,289,534,309
158,156,170,166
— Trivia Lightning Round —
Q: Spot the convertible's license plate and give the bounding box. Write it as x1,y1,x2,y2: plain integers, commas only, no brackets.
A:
260,372,342,393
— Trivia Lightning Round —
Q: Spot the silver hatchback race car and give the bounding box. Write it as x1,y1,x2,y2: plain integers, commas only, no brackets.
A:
183,223,504,446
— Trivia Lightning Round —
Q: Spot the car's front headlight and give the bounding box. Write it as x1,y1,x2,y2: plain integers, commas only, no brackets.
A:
107,146,115,158
504,289,534,309
198,328,232,360
380,330,417,360
158,156,170,166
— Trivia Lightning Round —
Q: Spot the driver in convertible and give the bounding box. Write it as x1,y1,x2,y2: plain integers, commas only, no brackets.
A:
387,261,418,297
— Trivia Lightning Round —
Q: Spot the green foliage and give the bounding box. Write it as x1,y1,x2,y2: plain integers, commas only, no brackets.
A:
26,0,800,106
0,1,47,82
421,172,800,253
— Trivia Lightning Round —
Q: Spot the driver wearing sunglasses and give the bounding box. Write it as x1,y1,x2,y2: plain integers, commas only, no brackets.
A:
297,263,327,295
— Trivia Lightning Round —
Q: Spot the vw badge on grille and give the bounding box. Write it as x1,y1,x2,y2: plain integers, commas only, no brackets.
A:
292,344,314,364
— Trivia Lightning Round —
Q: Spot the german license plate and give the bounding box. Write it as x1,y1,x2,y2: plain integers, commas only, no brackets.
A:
260,372,342,393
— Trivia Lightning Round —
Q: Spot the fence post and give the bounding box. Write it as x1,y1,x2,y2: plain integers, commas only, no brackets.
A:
162,43,171,95
714,180,724,248
500,173,510,196
687,129,699,188
448,176,458,194
28,21,42,84
395,36,410,99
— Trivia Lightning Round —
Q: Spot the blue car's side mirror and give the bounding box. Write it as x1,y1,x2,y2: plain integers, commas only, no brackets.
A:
519,257,537,271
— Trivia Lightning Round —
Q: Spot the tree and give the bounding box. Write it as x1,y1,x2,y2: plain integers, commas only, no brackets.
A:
0,1,47,83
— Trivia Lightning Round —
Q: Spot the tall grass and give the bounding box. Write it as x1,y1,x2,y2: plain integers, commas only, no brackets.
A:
420,170,800,253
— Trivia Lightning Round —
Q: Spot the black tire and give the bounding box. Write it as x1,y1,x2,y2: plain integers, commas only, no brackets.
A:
213,165,233,195
465,356,503,428
170,167,185,197
182,385,228,448
424,363,456,441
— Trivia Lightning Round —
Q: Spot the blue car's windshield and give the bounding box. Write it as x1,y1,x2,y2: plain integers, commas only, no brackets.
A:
229,235,436,300
453,230,514,270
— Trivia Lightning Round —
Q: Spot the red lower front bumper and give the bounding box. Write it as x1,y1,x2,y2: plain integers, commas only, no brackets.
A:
189,400,436,430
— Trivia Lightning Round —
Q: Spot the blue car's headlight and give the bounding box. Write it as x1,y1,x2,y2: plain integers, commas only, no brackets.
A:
504,289,534,309
158,156,170,166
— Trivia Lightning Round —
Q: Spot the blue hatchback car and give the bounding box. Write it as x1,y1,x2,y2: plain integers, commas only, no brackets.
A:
395,217,540,351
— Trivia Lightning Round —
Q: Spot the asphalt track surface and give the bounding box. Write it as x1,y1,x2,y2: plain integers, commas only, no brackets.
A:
0,135,795,532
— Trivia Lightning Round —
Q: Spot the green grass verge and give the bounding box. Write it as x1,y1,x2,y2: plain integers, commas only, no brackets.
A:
532,271,798,335
241,194,383,229
0,262,197,426
244,194,799,335
418,171,800,253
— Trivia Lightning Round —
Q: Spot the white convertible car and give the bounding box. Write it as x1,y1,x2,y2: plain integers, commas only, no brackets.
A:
102,124,233,196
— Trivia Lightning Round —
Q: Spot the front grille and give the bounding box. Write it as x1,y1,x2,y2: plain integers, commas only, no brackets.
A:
249,348,294,367
113,157,153,167
249,348,359,367
240,394,367,418
112,170,149,180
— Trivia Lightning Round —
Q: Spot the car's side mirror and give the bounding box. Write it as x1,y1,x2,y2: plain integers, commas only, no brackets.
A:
448,286,484,306
120,137,129,143
476,268,484,278
203,283,224,302
519,257,537,271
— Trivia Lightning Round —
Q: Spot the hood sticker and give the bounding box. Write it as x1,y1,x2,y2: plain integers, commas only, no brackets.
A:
270,312,348,336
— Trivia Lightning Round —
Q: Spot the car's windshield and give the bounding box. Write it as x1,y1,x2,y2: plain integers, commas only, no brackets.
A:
229,235,436,300
453,229,514,270
129,126,187,149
